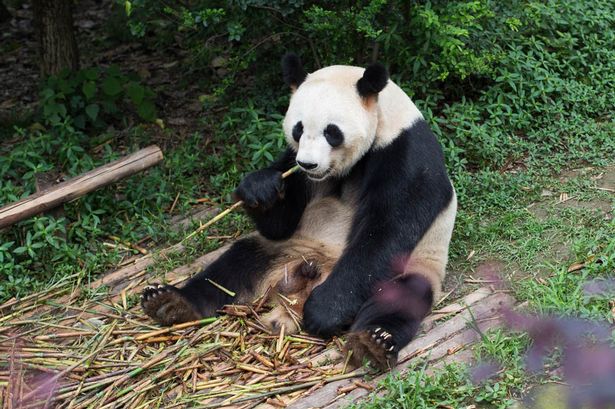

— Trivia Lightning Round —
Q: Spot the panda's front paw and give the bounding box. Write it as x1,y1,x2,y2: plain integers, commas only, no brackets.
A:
235,169,284,211
302,285,362,338
346,326,398,370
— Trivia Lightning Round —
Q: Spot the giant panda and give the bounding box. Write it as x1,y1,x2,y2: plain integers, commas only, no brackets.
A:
141,54,457,369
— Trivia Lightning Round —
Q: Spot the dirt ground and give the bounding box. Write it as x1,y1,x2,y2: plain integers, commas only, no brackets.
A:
0,0,205,139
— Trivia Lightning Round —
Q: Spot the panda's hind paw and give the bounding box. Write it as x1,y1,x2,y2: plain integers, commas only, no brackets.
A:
141,284,200,326
261,306,301,335
345,327,398,371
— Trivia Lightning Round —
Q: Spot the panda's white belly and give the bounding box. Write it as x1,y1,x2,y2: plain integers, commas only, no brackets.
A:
295,196,353,250
251,196,353,298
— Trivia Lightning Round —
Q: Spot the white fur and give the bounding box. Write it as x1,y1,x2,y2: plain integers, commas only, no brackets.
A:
283,65,423,179
405,189,457,299
374,79,423,148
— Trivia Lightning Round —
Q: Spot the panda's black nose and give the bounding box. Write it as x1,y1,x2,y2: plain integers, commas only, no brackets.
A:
297,161,318,170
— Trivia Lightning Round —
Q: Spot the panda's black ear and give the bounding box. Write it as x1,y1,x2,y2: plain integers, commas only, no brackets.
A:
357,63,389,98
282,53,307,91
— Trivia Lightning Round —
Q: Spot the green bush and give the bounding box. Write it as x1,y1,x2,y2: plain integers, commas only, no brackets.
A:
40,65,157,130
119,0,614,177
120,0,499,98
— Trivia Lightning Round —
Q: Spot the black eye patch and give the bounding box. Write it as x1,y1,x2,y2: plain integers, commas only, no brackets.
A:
324,124,344,147
292,121,303,142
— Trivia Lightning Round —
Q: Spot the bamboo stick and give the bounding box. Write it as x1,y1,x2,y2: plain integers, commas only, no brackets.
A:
183,165,299,242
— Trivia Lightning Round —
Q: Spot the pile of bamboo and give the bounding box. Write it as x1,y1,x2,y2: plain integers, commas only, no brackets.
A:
0,266,512,409
0,144,515,408
0,275,367,409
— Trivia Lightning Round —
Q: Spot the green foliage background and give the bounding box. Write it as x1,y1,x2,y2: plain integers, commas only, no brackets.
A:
2,0,614,304
122,0,614,172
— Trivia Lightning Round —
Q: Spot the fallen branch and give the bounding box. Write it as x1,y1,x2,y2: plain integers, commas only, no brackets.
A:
0,145,163,229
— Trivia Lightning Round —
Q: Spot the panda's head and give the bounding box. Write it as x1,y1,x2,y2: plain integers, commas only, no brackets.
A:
281,54,389,181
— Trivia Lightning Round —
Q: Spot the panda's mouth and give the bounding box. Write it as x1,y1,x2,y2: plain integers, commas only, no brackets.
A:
305,170,330,182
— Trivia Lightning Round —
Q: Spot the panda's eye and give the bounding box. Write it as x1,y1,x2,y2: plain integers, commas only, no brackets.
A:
324,124,344,147
292,121,303,142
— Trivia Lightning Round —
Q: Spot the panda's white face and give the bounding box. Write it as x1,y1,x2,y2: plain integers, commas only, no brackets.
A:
283,66,379,181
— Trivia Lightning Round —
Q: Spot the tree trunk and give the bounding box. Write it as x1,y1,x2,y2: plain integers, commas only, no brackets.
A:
0,1,11,23
32,0,79,77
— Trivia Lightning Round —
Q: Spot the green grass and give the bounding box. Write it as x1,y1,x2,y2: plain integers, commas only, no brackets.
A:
0,122,259,299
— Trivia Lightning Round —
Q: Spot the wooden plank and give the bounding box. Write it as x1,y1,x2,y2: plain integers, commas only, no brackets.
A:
109,244,231,294
326,349,477,409
0,145,163,229
423,286,492,329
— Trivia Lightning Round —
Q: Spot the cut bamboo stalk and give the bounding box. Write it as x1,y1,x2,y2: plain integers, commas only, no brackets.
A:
0,145,163,229
182,165,299,243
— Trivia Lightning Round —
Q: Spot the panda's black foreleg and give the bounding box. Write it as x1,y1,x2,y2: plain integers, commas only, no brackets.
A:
141,236,275,326
345,274,433,370
235,148,310,241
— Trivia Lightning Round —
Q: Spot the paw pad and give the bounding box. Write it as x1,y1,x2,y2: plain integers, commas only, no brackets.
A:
141,284,171,301
141,284,200,326
346,326,399,371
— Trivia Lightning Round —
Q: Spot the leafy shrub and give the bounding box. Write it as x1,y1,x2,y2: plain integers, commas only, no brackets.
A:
120,0,500,99
117,0,614,176
197,104,287,201
40,65,156,130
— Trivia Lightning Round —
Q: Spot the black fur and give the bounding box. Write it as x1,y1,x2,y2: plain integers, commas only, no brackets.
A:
236,148,311,240
324,124,344,147
303,119,454,337
292,121,303,142
351,274,433,354
344,274,433,369
236,168,283,210
141,284,200,325
356,63,389,98
178,237,276,316
282,53,307,89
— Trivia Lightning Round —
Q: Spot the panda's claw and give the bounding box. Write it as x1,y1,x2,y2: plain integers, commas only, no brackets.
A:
346,326,399,371
142,285,162,301
369,327,397,354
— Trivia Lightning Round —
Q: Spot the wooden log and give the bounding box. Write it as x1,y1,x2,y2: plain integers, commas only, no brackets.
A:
0,145,163,229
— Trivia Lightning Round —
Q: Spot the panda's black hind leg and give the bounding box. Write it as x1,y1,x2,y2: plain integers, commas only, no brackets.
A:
141,236,276,325
345,274,433,371
141,284,200,326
